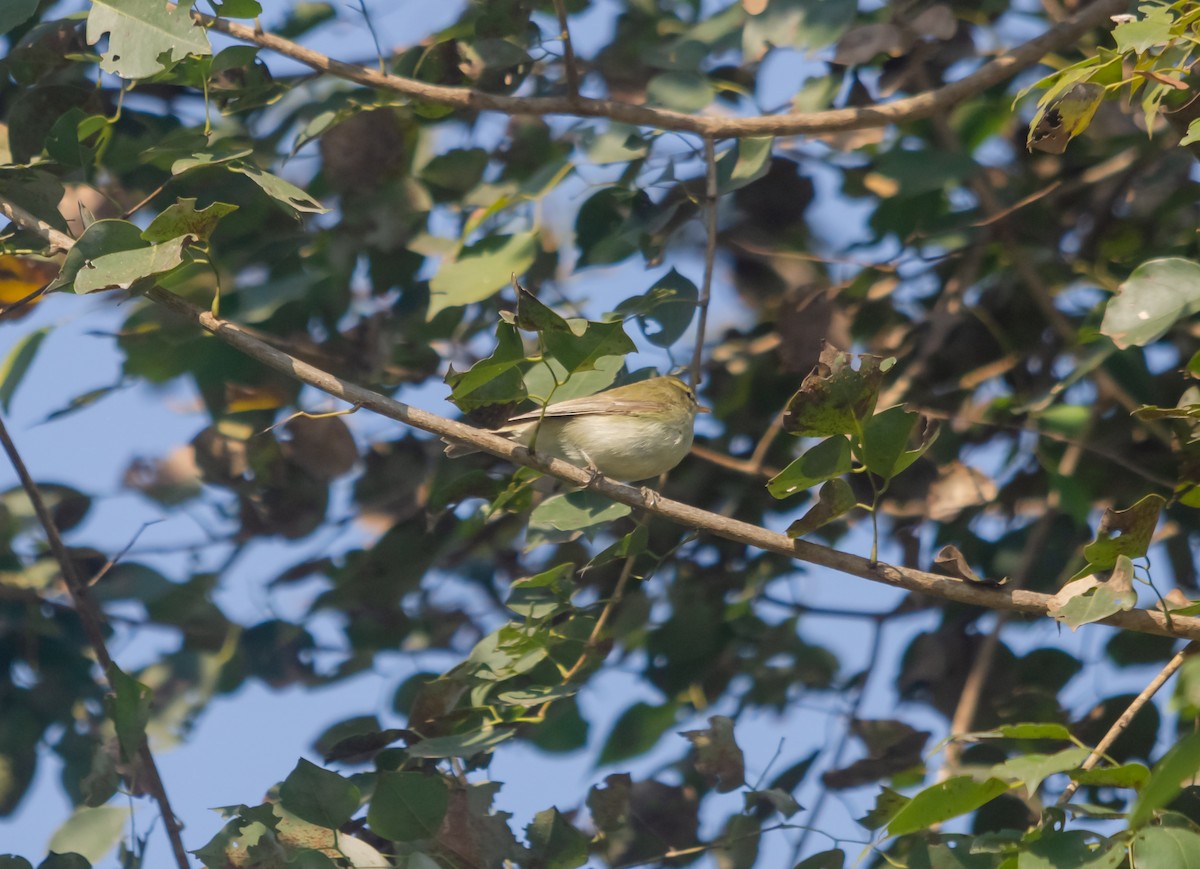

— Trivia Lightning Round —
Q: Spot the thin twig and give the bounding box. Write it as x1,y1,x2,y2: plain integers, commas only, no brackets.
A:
551,0,580,100
690,135,718,388
790,621,884,862
689,443,780,479
88,520,163,587
0,414,191,869
561,555,638,682
0,280,53,318
189,0,1128,137
1058,643,1195,806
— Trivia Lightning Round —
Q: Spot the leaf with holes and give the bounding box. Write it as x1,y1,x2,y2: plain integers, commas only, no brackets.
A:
86,0,211,80
1076,494,1165,578
783,344,893,437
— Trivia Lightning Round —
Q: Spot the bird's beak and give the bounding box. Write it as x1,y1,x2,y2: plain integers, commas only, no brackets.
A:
696,404,712,414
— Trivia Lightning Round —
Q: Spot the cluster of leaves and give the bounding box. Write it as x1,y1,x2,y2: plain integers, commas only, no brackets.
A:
7,0,1200,867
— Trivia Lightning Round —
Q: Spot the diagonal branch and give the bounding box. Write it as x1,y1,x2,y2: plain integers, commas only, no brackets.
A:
191,0,1128,138
1057,643,1195,806
5,190,1200,646
690,135,718,388
0,415,191,869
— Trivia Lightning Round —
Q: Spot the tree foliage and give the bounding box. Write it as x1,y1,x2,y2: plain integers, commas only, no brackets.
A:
5,0,1200,867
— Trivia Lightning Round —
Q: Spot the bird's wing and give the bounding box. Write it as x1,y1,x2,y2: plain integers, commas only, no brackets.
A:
504,395,660,423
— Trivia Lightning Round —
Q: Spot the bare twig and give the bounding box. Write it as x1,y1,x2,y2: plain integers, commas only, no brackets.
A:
561,555,638,682
0,415,191,869
790,621,884,862
691,136,718,388
1058,643,1195,806
551,0,581,100
689,443,781,479
190,0,1128,138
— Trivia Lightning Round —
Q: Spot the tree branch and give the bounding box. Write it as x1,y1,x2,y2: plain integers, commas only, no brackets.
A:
0,414,191,869
1057,643,1195,806
192,0,1128,137
691,135,718,387
551,0,581,100
5,187,1200,646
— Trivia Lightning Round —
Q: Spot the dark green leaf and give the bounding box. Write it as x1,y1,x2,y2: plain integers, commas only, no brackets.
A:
366,772,450,841
856,786,909,830
615,269,699,348
1019,831,1125,869
716,137,773,193
543,319,636,378
278,759,361,829
680,716,745,793
526,808,589,869
529,490,631,534
793,850,845,869
599,702,677,765
446,322,529,411
861,405,938,481
1130,730,1200,827
768,436,852,499
0,0,37,36
783,345,892,437
1080,495,1165,574
36,855,91,869
786,478,856,538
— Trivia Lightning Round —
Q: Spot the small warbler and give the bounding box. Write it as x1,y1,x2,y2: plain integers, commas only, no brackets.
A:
445,375,710,481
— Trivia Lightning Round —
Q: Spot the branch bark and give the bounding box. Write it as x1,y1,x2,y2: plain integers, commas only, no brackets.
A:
3,112,1199,655
0,415,191,869
192,0,1128,137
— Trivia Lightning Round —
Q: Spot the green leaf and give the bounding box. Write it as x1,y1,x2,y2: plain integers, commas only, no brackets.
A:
366,772,450,841
405,727,514,759
38,853,94,869
211,0,264,17
1048,559,1139,630
73,235,192,294
506,563,576,620
142,198,238,243
0,0,37,36
229,161,327,215
85,0,211,79
45,109,112,169
515,282,571,334
1130,730,1200,827
104,663,151,763
886,776,1010,836
1081,495,1165,573
990,747,1090,795
599,702,677,765
1020,831,1126,869
1181,118,1200,148
680,716,745,793
793,850,845,869
446,322,529,412
587,774,631,832
861,405,938,481
646,71,714,112
48,220,147,293
856,786,909,830
786,478,856,538
974,722,1076,741
525,808,589,869
529,490,631,533
1101,258,1200,349
716,137,773,193
1131,826,1200,868
615,269,699,348
543,319,636,379
783,346,891,437
1069,762,1150,790
767,436,852,499
47,806,130,865
278,759,361,830
428,232,538,319
1112,6,1175,54
0,327,48,414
